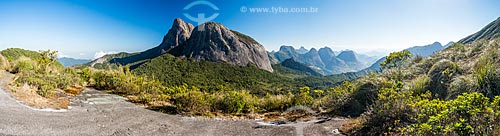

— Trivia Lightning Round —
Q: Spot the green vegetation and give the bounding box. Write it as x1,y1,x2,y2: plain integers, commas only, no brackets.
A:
82,66,330,114
402,92,500,135
427,60,461,99
380,49,411,70
132,53,354,94
0,54,9,70
5,38,500,135
230,30,259,44
2,49,83,97
338,39,500,135
1,48,356,116
380,49,412,81
133,54,298,94
1,48,43,62
272,58,323,77
320,81,355,114
474,51,500,99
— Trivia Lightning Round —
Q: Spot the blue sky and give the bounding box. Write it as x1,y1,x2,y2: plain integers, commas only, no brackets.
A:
0,0,499,59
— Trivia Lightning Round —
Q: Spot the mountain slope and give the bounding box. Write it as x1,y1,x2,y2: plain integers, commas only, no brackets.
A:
406,42,446,57
299,48,325,69
318,47,346,72
337,50,366,71
278,58,323,76
102,18,194,66
365,41,452,72
459,17,500,44
328,18,500,135
342,32,500,136
337,50,358,62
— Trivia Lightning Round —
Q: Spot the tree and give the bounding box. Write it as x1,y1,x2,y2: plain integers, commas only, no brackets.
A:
37,50,58,74
380,50,412,81
380,49,412,70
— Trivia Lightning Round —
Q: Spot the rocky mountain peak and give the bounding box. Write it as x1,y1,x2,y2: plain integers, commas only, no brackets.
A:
279,46,296,53
317,47,336,60
337,50,358,62
297,46,309,54
308,48,318,53
318,47,335,56
159,18,194,54
171,21,273,72
431,42,442,46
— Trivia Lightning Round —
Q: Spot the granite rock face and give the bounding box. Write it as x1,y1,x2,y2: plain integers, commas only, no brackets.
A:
171,22,273,72
159,18,195,54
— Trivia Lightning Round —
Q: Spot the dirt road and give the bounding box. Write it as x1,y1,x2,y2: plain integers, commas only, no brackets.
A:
0,72,345,136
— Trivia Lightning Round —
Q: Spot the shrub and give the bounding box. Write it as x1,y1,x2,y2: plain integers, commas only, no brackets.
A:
36,50,59,74
172,89,212,113
16,72,82,97
137,93,154,104
213,90,258,113
0,54,10,70
292,86,314,106
474,55,500,98
261,93,293,112
357,81,416,135
447,75,476,99
87,67,166,98
7,50,84,98
39,83,56,97
402,96,451,135
340,78,381,117
409,75,430,95
445,43,465,52
427,59,460,99
403,92,500,135
11,57,37,74
322,81,354,114
90,70,121,90
412,55,424,64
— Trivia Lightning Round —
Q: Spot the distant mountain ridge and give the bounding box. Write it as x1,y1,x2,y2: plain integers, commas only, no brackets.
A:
365,41,454,71
268,46,376,75
58,57,91,67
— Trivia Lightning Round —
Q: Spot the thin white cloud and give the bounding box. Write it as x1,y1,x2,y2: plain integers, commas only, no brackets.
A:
94,51,118,59
58,51,70,58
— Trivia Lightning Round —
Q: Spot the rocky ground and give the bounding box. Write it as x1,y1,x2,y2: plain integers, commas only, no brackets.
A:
0,72,346,136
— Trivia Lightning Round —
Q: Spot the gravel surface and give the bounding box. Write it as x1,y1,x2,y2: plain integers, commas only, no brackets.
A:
0,72,345,136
